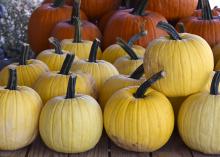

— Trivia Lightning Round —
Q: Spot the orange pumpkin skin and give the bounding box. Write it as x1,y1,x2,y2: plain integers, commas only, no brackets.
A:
98,10,117,33
193,9,220,17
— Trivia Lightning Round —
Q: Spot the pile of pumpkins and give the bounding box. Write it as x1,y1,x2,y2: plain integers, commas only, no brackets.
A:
1,0,220,155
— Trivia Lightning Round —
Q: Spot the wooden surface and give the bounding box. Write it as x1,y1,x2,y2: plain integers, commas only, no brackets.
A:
0,131,219,157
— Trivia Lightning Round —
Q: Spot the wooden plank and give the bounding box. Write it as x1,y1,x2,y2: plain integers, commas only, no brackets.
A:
0,146,29,157
193,151,220,157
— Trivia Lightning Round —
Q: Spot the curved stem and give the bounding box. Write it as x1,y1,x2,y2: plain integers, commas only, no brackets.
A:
59,54,75,75
89,39,100,62
127,24,147,46
210,71,220,95
157,21,182,40
197,0,203,9
72,16,82,43
52,0,65,7
19,43,29,65
66,74,77,99
117,38,139,60
70,0,81,24
201,0,213,20
131,0,148,16
6,68,17,90
129,64,144,80
49,37,63,54
177,22,185,33
134,71,165,98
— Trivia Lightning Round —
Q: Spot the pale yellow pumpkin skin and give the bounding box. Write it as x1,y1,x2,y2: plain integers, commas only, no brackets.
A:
61,40,102,59
102,44,145,64
33,71,97,103
104,87,174,152
0,86,43,150
40,95,103,153
0,60,49,87
144,33,214,97
178,93,220,154
71,60,119,92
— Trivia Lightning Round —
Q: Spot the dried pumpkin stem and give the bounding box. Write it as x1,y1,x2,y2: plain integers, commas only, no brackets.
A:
177,22,185,33
89,39,100,63
134,71,165,98
49,37,63,54
70,0,81,24
131,0,148,16
6,68,17,90
52,0,65,7
197,0,203,9
66,74,77,99
59,54,75,75
72,16,82,43
210,71,220,95
129,64,144,80
127,27,147,46
201,0,213,20
19,43,29,65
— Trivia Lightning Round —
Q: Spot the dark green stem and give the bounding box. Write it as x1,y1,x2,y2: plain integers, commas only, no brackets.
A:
52,0,65,7
88,39,100,63
210,71,220,95
197,0,203,9
49,37,63,54
19,43,29,65
72,16,82,43
131,0,148,16
6,68,17,90
127,26,147,46
134,71,165,98
201,0,213,20
177,22,185,33
129,64,144,80
66,74,77,99
117,38,139,60
157,21,182,40
70,0,81,24
59,54,75,75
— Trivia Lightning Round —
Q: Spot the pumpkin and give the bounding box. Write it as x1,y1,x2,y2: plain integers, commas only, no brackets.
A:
34,54,97,103
0,68,43,150
39,75,103,153
51,0,101,42
61,17,102,59
102,0,167,49
212,44,220,66
71,39,119,92
178,0,220,48
144,22,214,97
178,71,220,154
42,0,73,5
104,71,174,152
98,10,117,33
0,44,49,87
37,37,78,71
102,27,146,63
99,64,145,109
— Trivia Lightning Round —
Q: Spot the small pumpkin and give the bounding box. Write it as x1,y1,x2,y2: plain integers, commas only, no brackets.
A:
104,71,174,152
178,71,220,154
113,38,143,75
0,44,49,87
40,75,103,153
34,54,97,103
61,17,102,59
0,68,43,150
99,64,145,109
144,22,214,97
71,39,119,92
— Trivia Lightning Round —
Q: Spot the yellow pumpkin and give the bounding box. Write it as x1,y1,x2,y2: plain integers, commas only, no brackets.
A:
40,75,103,153
178,71,220,154
33,54,97,103
71,39,119,92
61,17,102,59
0,44,49,87
144,22,214,97
99,64,145,109
37,37,78,71
212,43,220,65
104,71,174,152
0,68,43,150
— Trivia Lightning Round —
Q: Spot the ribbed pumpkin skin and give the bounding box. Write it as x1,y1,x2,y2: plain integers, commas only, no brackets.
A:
61,40,102,59
0,60,49,87
104,87,174,152
0,87,43,150
33,72,97,103
98,10,116,33
103,9,167,49
102,44,145,64
40,95,103,153
178,93,220,154
144,33,214,97
51,20,102,42
212,44,220,65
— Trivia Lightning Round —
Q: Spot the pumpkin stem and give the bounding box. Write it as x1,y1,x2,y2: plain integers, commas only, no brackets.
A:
134,71,165,98
157,21,182,40
124,0,131,8
117,38,139,60
59,54,75,75
88,39,100,63
66,74,77,99
49,37,63,54
6,68,17,90
197,0,203,9
201,0,213,20
210,71,220,95
177,22,185,33
131,0,148,16
52,0,65,7
19,43,29,65
129,64,144,80
70,0,81,24
72,16,82,43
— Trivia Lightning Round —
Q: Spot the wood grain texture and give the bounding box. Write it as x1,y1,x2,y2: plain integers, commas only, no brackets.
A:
0,146,30,157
